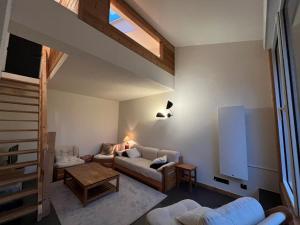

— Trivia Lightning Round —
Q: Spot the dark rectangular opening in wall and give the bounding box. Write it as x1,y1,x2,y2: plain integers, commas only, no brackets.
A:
5,34,42,78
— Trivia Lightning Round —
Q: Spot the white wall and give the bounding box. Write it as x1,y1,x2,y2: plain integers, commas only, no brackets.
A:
48,90,119,155
118,40,279,196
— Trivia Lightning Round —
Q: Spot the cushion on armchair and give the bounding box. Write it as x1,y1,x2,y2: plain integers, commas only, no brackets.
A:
94,154,114,159
147,199,200,225
100,143,115,155
257,212,286,225
177,207,233,225
216,197,265,225
55,156,84,168
55,145,84,168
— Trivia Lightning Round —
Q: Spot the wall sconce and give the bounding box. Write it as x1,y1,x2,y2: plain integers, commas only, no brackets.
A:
156,100,174,118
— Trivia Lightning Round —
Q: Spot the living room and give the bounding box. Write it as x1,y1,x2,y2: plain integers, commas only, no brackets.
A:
0,0,300,225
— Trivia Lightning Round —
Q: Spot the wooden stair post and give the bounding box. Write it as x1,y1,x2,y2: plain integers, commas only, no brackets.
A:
37,47,49,221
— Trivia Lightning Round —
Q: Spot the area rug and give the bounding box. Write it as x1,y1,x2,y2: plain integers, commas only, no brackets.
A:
49,174,167,225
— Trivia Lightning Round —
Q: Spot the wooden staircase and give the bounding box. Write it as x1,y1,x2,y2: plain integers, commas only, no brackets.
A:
0,77,43,224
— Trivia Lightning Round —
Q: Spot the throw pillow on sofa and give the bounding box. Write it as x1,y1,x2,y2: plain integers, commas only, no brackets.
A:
126,148,141,158
116,150,125,156
122,150,129,157
100,143,114,155
150,155,168,169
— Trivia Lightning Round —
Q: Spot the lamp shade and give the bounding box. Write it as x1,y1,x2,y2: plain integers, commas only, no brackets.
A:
123,136,130,142
166,101,173,109
156,112,165,118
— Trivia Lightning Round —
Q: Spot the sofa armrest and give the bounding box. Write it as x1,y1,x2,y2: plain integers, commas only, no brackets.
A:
265,206,294,224
162,163,177,192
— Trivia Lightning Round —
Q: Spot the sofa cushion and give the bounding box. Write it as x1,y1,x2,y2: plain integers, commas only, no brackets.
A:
257,212,286,225
55,146,79,162
177,207,233,225
127,148,141,158
55,156,84,168
147,199,201,225
94,154,114,159
157,162,176,171
216,197,265,225
136,145,159,160
115,156,162,181
158,150,180,163
199,208,234,225
100,143,114,155
176,207,210,225
150,155,168,169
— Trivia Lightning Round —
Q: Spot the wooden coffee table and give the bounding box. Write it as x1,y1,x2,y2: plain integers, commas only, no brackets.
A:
64,162,120,206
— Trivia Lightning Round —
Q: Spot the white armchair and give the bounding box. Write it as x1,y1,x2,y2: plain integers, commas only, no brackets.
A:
146,197,294,225
53,145,85,181
54,145,84,168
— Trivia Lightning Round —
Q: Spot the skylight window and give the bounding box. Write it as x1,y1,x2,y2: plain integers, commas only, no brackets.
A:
109,9,121,23
109,4,161,57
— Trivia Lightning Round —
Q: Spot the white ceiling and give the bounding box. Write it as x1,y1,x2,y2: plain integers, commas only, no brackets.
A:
48,53,172,101
125,0,264,47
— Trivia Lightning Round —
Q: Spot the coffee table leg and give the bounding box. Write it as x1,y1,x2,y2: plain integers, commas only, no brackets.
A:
83,188,88,206
116,176,119,192
64,170,68,184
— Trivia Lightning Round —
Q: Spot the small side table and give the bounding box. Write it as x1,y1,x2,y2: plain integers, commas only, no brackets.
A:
80,155,94,163
175,163,197,192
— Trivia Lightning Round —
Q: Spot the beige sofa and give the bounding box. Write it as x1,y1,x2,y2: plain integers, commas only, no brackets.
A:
114,145,181,192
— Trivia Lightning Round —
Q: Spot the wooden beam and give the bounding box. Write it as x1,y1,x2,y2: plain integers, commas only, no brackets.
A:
78,0,110,23
78,0,175,75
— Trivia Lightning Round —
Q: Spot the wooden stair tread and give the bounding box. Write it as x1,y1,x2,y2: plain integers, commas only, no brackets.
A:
0,85,39,93
0,149,37,157
0,188,38,205
0,100,39,106
0,161,38,171
0,77,39,86
0,129,39,132
0,92,39,99
0,139,38,144
0,109,39,114
0,172,37,187
0,205,37,224
0,119,38,122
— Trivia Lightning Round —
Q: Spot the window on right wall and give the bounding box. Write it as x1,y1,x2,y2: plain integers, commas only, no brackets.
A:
272,0,300,216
